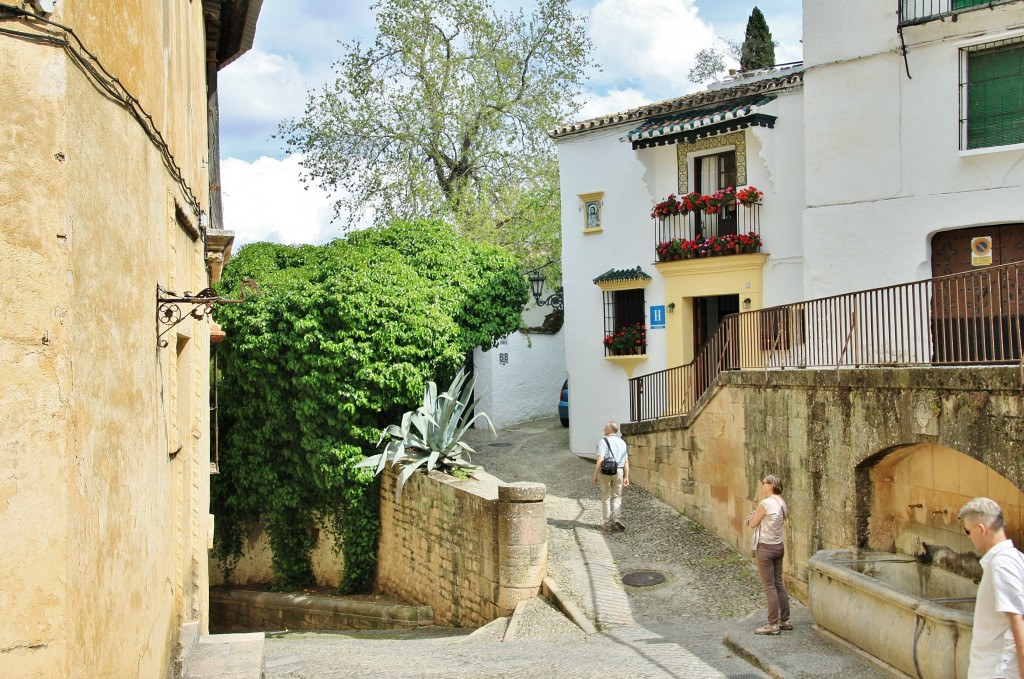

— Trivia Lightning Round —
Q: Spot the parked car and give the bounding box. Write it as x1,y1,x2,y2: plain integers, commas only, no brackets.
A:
558,379,569,427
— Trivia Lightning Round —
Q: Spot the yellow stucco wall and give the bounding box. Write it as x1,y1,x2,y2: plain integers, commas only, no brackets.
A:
657,254,768,366
1,2,213,676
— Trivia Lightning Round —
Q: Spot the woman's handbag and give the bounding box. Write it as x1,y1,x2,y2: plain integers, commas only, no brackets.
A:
750,524,761,552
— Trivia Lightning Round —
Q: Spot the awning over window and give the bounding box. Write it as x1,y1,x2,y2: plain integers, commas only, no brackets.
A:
625,95,777,149
593,266,651,284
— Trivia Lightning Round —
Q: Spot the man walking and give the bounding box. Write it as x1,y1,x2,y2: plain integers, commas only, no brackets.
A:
593,421,629,531
958,497,1024,679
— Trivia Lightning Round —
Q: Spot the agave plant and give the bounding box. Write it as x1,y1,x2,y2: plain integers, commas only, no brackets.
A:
356,370,495,500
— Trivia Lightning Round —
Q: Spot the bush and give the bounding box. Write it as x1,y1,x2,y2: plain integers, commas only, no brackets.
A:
211,220,527,591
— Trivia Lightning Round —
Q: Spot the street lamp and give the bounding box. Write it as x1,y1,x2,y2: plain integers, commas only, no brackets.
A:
526,271,563,312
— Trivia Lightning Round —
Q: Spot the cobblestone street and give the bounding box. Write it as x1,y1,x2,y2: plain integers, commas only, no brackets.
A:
261,418,886,679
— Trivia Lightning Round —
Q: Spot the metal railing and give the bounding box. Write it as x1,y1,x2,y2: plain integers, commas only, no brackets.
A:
899,0,1009,27
630,261,1024,422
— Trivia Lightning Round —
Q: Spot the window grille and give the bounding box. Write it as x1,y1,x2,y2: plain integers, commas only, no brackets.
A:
603,289,646,355
960,37,1024,150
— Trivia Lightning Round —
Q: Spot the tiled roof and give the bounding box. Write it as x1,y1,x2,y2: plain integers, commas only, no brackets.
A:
626,95,776,143
593,266,652,284
549,66,803,140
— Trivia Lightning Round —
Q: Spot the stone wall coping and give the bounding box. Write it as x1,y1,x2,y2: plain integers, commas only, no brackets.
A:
424,468,502,501
498,482,546,503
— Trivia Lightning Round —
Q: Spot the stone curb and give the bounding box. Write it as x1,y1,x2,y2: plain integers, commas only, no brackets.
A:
502,600,530,642
722,612,784,679
541,576,597,635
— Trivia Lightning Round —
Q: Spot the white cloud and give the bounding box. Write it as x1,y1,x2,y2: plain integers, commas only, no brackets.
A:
219,49,312,134
588,0,717,98
221,155,342,246
577,88,651,121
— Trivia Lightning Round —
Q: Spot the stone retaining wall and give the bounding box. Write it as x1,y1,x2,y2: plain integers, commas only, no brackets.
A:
376,468,547,627
622,366,1024,599
209,588,433,632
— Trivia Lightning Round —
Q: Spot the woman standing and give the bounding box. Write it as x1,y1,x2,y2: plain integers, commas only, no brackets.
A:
746,474,791,635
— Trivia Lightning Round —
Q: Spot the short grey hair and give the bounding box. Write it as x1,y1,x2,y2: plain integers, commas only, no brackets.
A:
957,497,1005,531
605,421,619,434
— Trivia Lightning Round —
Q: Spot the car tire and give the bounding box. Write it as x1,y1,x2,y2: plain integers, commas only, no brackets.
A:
559,417,569,428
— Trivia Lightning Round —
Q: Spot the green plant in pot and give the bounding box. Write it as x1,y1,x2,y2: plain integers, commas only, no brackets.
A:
356,370,495,500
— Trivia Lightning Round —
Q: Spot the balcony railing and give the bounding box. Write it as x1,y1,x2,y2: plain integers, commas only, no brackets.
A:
629,260,1024,422
899,0,1010,27
654,204,762,262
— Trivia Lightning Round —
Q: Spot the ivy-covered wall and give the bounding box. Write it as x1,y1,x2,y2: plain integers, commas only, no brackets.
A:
210,220,529,591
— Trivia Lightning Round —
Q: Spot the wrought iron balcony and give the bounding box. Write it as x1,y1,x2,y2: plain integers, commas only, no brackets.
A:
899,0,1012,27
653,204,762,262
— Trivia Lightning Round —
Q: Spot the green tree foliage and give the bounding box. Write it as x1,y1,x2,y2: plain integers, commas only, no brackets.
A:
277,0,591,280
211,220,528,591
740,7,776,71
687,47,727,84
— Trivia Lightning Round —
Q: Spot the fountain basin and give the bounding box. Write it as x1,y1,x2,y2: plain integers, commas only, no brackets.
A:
809,549,974,679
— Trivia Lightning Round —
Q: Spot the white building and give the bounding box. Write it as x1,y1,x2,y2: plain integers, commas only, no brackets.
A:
553,0,1024,455
552,70,806,454
804,0,1024,295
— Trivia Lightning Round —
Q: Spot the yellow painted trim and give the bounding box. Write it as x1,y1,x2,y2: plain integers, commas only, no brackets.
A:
655,252,768,278
594,278,652,292
578,191,604,231
657,253,767,369
583,227,604,235
604,355,647,379
676,131,747,192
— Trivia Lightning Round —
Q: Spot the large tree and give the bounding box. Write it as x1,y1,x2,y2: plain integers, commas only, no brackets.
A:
279,0,591,275
211,220,529,591
740,7,776,71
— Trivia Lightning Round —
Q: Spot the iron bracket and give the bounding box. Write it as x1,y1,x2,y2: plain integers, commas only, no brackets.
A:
156,277,259,348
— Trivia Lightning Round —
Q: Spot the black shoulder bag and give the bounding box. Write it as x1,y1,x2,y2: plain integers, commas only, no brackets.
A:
600,437,618,475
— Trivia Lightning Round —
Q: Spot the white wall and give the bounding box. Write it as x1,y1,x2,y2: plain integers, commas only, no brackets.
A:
473,327,566,431
802,0,1024,297
558,125,660,454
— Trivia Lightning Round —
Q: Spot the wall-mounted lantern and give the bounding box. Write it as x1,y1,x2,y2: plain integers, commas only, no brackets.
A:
526,271,564,312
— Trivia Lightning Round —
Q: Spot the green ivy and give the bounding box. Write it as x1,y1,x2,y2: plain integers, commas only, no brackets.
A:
211,220,527,591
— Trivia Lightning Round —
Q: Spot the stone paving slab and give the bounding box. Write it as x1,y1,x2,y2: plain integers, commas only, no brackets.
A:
724,608,896,679
185,632,265,679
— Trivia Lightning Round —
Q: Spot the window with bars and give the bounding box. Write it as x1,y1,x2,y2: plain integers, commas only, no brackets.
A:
602,289,646,356
960,37,1024,150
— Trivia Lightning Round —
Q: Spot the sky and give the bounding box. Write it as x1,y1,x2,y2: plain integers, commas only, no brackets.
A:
217,0,803,246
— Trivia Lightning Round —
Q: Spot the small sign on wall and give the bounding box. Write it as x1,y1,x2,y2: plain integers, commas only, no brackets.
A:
971,236,993,267
499,352,509,365
650,305,666,329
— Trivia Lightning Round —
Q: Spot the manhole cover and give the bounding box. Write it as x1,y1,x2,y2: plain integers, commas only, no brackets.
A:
621,570,666,587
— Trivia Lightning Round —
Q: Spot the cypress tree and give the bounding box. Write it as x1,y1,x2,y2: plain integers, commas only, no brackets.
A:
740,7,776,71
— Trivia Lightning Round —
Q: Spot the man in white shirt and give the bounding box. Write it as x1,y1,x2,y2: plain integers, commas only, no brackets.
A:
958,497,1024,679
592,421,629,532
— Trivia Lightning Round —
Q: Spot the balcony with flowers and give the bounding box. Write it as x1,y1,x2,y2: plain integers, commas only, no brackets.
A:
652,186,763,263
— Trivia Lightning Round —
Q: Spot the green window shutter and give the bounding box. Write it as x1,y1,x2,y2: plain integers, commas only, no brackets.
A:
968,43,1024,149
954,0,990,8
